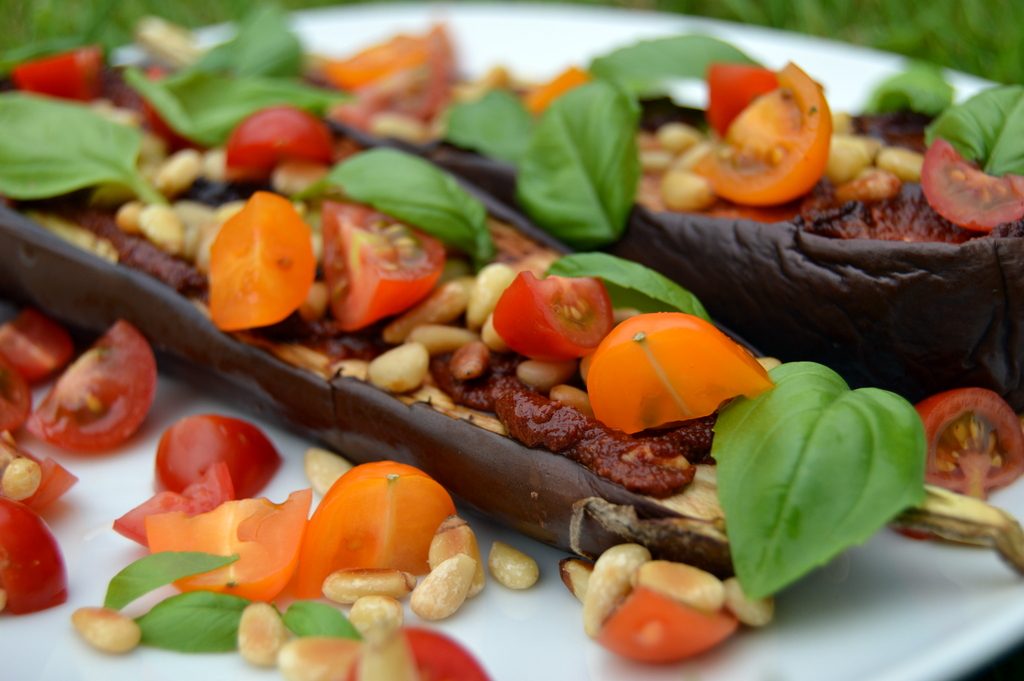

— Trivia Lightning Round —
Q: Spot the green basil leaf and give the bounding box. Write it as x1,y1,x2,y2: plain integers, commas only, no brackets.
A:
547,253,709,321
589,34,756,94
136,591,250,652
125,67,346,147
517,81,639,249
713,362,925,599
926,85,1024,176
283,601,361,639
865,62,953,117
103,552,239,611
321,148,494,266
0,93,162,203
445,90,534,164
193,4,302,78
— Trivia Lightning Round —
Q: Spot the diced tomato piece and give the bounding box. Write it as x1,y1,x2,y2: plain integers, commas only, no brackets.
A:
0,308,75,383
0,433,77,511
706,63,779,137
0,498,67,614
0,356,31,433
11,46,103,101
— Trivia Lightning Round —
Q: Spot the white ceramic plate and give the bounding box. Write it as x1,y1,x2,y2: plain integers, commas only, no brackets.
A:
4,4,1019,681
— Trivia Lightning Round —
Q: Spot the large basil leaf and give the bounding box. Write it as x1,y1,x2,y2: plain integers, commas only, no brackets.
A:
322,148,494,266
104,552,238,611
517,81,639,249
136,591,250,652
865,62,953,117
0,93,162,203
283,601,361,639
589,34,756,94
445,90,534,164
926,85,1024,176
125,67,346,147
547,253,709,321
713,362,925,599
193,4,302,78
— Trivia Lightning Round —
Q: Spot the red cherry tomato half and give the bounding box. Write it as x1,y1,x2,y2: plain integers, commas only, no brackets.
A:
11,46,103,101
321,201,445,331
0,308,75,384
492,271,613,361
0,433,77,511
916,387,1024,499
113,462,235,546
225,106,333,176
0,356,31,433
346,628,492,681
0,497,68,614
28,320,157,452
706,63,779,137
156,414,281,499
921,138,1024,232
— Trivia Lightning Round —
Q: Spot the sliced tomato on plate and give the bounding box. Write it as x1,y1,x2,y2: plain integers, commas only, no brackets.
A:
0,497,67,614
0,356,31,433
0,308,75,384
0,432,77,511
706,63,779,137
225,106,334,176
321,201,445,331
11,46,103,101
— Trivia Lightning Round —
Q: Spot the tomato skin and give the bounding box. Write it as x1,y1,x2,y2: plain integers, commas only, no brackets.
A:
11,46,103,101
0,433,77,511
0,355,31,433
156,414,281,499
706,63,779,137
225,106,333,176
492,272,613,362
0,308,75,383
920,138,1024,232
524,66,591,115
321,202,445,331
346,628,493,681
0,498,68,614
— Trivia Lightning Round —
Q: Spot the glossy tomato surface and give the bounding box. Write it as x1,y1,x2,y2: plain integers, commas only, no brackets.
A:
706,63,779,137
0,355,31,433
0,308,75,383
11,46,103,101
0,497,67,614
225,106,334,175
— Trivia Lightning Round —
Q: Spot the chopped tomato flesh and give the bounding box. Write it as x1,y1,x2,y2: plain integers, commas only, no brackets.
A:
524,66,591,115
11,46,103,101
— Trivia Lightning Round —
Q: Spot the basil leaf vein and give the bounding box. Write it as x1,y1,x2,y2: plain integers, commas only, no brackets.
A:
445,90,534,164
103,552,239,611
136,591,250,652
283,601,361,639
865,62,953,117
926,85,1024,177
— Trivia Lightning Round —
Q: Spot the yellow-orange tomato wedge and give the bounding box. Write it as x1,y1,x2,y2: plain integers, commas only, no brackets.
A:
291,461,455,598
587,313,773,434
524,66,591,115
697,62,831,206
146,489,312,602
209,191,315,331
323,29,436,90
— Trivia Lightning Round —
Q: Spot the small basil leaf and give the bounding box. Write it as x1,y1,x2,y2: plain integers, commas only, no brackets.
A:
926,85,1024,177
124,67,346,147
517,81,639,249
865,62,953,117
321,148,494,266
714,362,926,599
136,591,250,652
283,601,361,639
0,93,162,203
445,90,534,164
193,4,302,78
589,34,756,94
547,253,709,321
103,552,239,611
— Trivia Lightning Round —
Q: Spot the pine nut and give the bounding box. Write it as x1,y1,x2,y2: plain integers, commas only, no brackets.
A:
582,543,651,637
487,541,539,590
173,201,217,262
672,140,713,171
356,626,421,681
238,602,288,667
876,146,924,183
90,99,141,127
201,148,227,182
368,343,430,393
215,200,247,224
278,637,361,681
429,515,485,598
194,221,222,272
383,278,473,344
369,112,430,144
826,135,877,185
723,577,774,626
549,384,593,417
304,446,353,496
641,149,675,173
612,307,641,325
407,325,479,355
453,65,512,102
323,568,416,604
481,313,509,353
449,341,490,381
272,160,330,196
835,168,901,204
656,122,703,154
579,353,593,384
634,560,725,613
71,607,141,654
756,356,781,372
410,554,476,621
154,148,202,198
660,169,716,212
299,282,330,322
349,595,404,637
138,204,185,255
466,263,516,330
139,133,168,166
2,457,41,501
832,111,854,135
516,359,578,393
134,16,203,69
115,201,144,234
559,558,594,602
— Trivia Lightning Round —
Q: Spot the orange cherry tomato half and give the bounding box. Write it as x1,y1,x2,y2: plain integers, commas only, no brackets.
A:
587,313,772,434
0,356,31,433
292,461,455,598
209,191,316,331
916,387,1024,500
0,308,75,384
492,271,613,361
524,66,591,115
697,62,831,206
597,586,738,663
706,63,779,137
225,106,333,176
321,201,445,331
0,433,77,511
0,498,67,614
11,46,103,101
147,488,312,602
323,31,434,90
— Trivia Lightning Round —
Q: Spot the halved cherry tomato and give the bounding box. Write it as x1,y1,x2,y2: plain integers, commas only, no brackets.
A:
225,106,333,176
156,414,281,499
147,488,311,602
697,62,831,206
321,202,445,331
587,313,772,434
492,272,613,361
209,191,316,331
597,586,738,663
0,497,67,614
11,46,103,101
292,461,455,598
113,462,235,546
345,628,493,681
0,356,30,433
0,432,77,511
706,63,779,137
524,66,591,115
0,308,74,383
27,320,156,452
920,138,1024,232
916,387,1024,499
